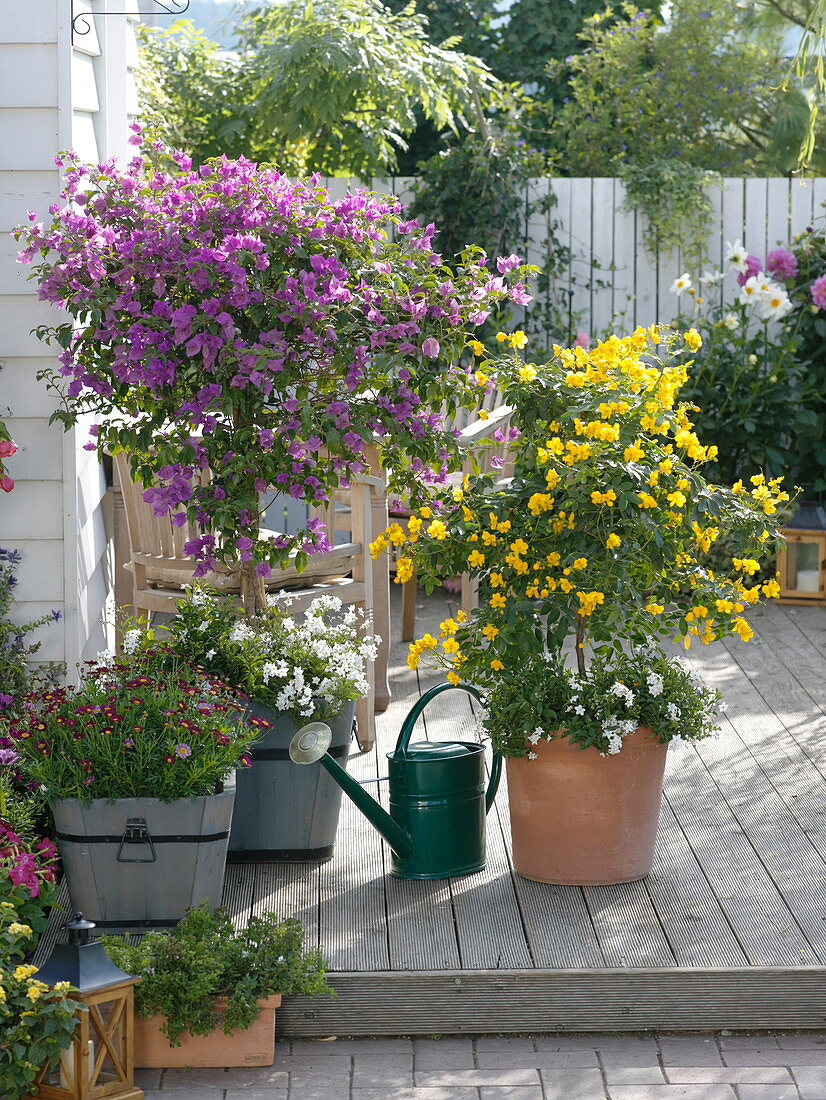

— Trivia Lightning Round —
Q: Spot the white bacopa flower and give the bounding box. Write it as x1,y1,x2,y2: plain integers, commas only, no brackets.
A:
528,729,542,744
573,704,586,716
608,681,635,706
122,629,142,654
527,751,538,760
197,620,210,632
670,272,693,295
667,702,682,721
725,238,748,273
646,672,664,698
722,312,739,331
206,648,217,660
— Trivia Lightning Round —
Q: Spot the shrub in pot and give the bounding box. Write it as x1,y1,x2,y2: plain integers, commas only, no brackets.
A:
379,325,790,884
101,901,331,1067
164,588,379,859
5,642,259,926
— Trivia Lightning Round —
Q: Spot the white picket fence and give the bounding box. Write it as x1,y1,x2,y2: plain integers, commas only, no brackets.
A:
326,175,826,344
273,175,826,533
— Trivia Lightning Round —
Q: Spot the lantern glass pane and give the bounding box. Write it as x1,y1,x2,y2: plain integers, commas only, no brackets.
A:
788,540,821,592
89,995,128,1086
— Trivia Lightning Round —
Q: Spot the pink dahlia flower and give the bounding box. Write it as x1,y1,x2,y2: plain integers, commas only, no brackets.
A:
766,248,798,281
811,274,826,310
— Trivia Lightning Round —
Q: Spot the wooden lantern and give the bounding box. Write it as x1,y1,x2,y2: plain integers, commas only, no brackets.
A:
28,913,144,1100
777,503,826,606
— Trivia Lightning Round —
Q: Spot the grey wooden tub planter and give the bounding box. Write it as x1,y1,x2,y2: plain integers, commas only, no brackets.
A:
228,700,355,862
51,788,234,930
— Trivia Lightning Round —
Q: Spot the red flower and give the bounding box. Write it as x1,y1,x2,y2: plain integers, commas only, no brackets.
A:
0,440,17,458
0,476,14,493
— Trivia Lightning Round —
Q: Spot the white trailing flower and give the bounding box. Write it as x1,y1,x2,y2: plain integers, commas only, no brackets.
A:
666,702,682,721
608,681,635,706
122,629,142,654
646,672,664,698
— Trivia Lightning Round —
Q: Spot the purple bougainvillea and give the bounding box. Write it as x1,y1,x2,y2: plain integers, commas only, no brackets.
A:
16,142,532,610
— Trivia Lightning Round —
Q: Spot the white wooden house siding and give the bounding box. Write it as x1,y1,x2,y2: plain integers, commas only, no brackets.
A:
0,0,139,675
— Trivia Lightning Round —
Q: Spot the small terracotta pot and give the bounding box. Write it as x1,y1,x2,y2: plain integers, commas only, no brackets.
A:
133,994,282,1068
506,727,668,885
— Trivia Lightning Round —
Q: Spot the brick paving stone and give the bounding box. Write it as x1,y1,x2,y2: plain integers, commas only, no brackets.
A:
219,1068,291,1088
779,1035,826,1049
475,1051,599,1070
539,1067,609,1099
725,1051,826,1067
735,1086,801,1100
416,1067,542,1087
352,1066,415,1088
146,1091,224,1099
478,1088,545,1099
603,1067,667,1085
351,1089,480,1100
160,1069,228,1089
475,1036,536,1052
273,1053,352,1072
135,1069,163,1090
289,1087,348,1100
793,1066,826,1099
718,1035,781,1050
290,1037,412,1055
657,1040,723,1067
224,1092,288,1100
534,1035,642,1052
607,1087,736,1100
415,1052,477,1070
413,1038,476,1054
600,1052,667,1069
666,1068,792,1084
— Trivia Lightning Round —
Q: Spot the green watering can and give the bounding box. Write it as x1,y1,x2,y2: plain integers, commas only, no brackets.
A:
288,682,502,880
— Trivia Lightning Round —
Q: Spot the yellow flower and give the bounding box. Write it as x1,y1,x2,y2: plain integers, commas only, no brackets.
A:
13,965,38,981
762,578,780,598
577,590,605,615
733,616,754,642
517,365,537,383
666,490,686,507
467,549,486,568
605,533,621,549
426,520,448,540
386,523,407,546
590,489,617,505
489,571,504,587
442,637,460,655
572,557,588,569
489,593,507,610
684,328,702,351
468,339,486,356
0,986,5,1003
439,618,458,636
482,624,500,640
495,331,508,342
528,492,554,515
395,557,415,584
369,534,388,558
407,515,422,538
490,658,504,671
27,983,44,1002
446,671,461,685
732,557,760,575
8,924,32,938
645,602,664,615
509,329,529,349
624,440,645,462
474,371,489,388
637,492,658,509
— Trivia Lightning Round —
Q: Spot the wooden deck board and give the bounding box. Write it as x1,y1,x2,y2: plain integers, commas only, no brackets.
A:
39,596,826,1031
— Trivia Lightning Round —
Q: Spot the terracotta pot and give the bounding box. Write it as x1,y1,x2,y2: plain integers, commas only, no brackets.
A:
506,727,668,885
133,994,282,1068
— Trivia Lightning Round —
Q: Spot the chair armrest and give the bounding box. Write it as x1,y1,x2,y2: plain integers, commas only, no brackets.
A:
457,405,514,449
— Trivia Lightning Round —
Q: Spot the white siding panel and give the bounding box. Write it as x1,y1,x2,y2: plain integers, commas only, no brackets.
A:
125,22,139,68
0,235,34,294
0,4,59,44
78,563,109,662
0,359,62,418
0,170,60,231
3,418,62,480
0,45,59,107
125,79,139,117
0,296,62,355
71,112,100,163
72,52,100,113
71,4,102,57
12,540,64,602
0,482,63,539
0,109,59,171
13,603,65,663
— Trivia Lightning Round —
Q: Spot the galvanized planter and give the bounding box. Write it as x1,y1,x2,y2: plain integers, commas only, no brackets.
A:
229,701,355,862
51,790,234,930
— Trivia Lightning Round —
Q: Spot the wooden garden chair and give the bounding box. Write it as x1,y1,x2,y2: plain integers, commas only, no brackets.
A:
112,450,381,750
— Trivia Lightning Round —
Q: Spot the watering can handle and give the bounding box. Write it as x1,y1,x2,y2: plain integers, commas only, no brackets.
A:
395,681,502,812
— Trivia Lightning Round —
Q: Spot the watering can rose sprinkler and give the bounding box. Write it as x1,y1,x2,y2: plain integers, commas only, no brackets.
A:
289,682,502,879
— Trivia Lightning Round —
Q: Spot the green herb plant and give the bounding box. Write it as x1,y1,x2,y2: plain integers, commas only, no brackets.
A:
102,902,332,1045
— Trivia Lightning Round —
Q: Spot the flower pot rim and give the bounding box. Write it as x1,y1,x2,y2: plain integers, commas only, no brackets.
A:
50,789,233,807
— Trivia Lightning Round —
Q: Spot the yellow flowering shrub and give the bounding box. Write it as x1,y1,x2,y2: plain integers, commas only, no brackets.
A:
372,327,791,752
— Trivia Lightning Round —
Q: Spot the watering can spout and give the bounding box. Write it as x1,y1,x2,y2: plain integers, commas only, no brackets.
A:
288,723,414,861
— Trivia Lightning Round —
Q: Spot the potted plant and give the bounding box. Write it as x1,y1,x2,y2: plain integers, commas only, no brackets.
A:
380,325,790,884
4,642,259,926
15,142,533,621
164,588,379,860
101,901,331,1068
0,904,83,1100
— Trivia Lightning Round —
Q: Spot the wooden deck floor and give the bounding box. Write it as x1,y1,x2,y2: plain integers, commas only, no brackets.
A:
225,590,826,1034
41,590,826,1033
